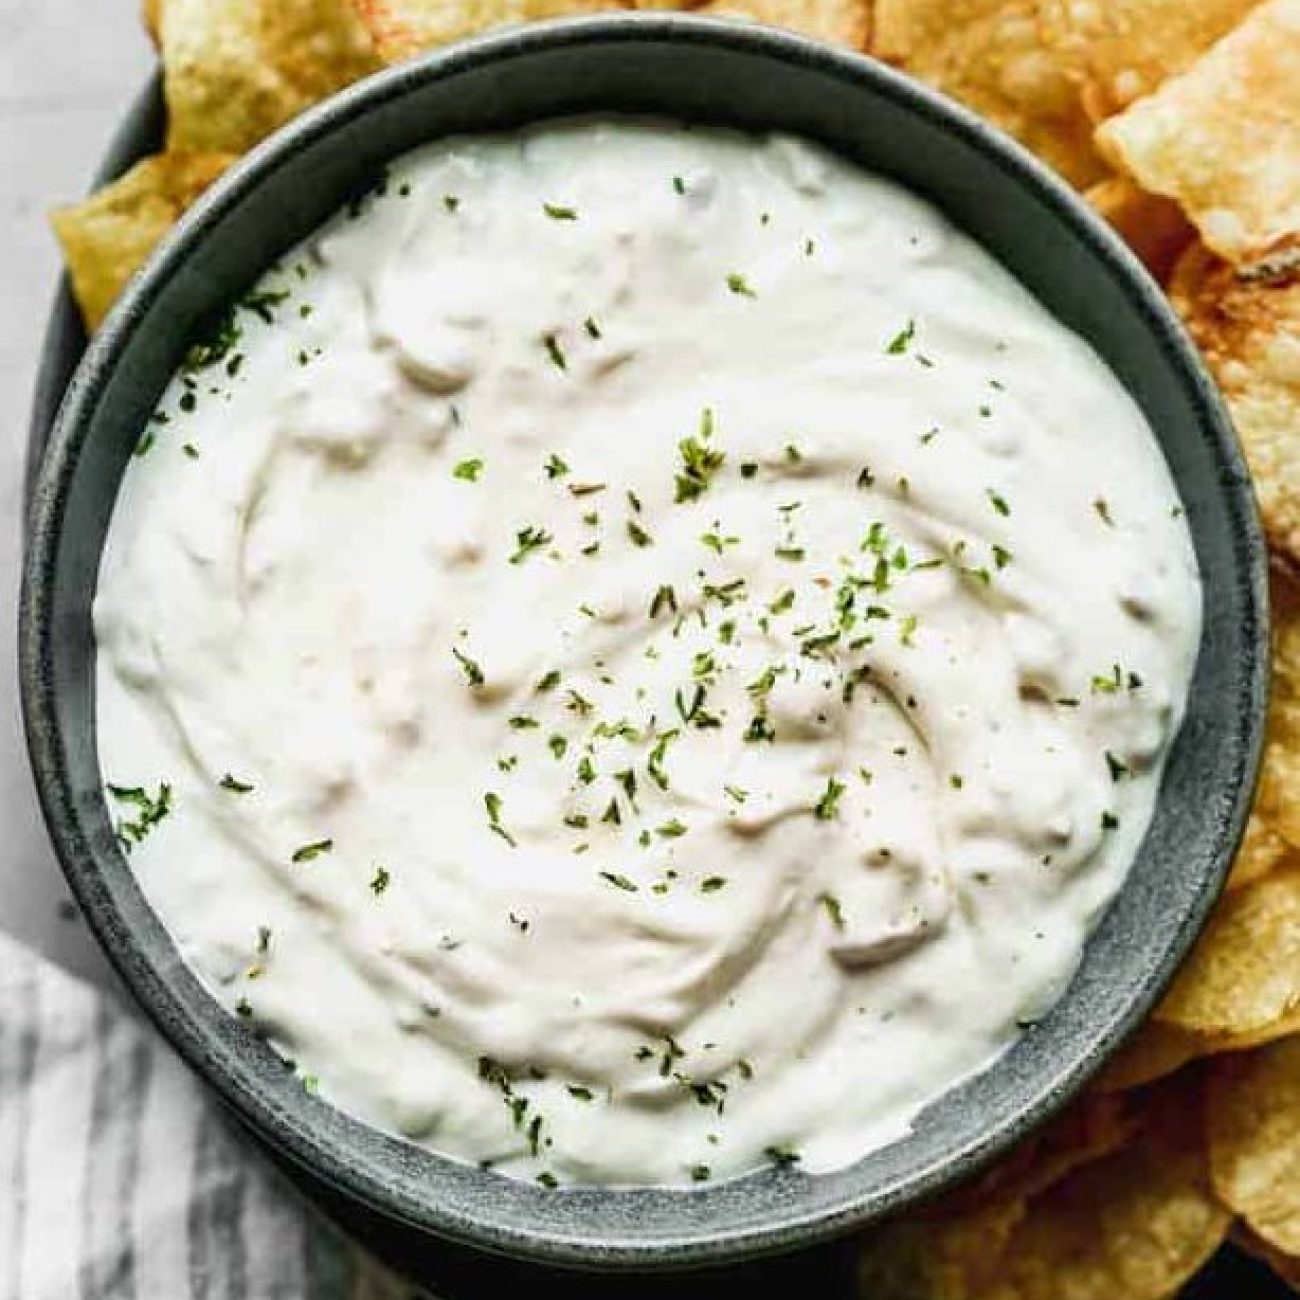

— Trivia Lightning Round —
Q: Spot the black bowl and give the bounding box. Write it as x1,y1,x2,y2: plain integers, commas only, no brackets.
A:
19,14,1268,1272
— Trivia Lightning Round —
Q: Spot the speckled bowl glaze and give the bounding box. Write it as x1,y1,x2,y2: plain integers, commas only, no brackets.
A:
20,14,1268,1272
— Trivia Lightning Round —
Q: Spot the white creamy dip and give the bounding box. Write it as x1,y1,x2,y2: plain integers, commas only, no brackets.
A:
94,119,1201,1188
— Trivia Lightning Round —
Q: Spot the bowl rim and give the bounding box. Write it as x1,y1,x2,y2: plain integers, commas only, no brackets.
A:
20,12,1269,1271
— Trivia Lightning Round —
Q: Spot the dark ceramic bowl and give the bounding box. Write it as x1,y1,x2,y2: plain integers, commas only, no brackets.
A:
20,14,1268,1273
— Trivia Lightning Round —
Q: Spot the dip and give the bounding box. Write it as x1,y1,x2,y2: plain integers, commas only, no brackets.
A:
94,119,1201,1188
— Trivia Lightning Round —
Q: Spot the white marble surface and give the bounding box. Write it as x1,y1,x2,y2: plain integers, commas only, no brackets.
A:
1,1,152,986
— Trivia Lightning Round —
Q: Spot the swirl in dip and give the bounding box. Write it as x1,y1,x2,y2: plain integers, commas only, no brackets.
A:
94,120,1201,1188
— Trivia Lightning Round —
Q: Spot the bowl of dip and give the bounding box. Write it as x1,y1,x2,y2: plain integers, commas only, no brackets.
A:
21,13,1267,1271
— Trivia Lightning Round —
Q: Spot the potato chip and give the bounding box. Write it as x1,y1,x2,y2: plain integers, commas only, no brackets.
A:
861,1079,1227,1300
351,0,654,62
1093,1019,1204,1092
1156,868,1300,1041
51,152,234,331
696,0,871,46
977,1082,1228,1300
871,1,1106,189
1039,0,1263,120
1085,176,1194,283
160,0,380,155
1096,0,1300,265
1207,1036,1300,1255
1171,247,1300,565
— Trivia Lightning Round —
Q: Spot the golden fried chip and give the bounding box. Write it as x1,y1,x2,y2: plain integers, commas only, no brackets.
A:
1085,176,1194,284
1096,0,1300,265
1039,0,1263,120
160,0,380,155
351,0,640,62
1156,868,1300,1041
1207,1036,1300,1254
143,0,163,44
871,0,1106,188
861,1080,1228,1300
696,0,871,46
51,152,234,331
1171,245,1300,564
1093,1019,1204,1092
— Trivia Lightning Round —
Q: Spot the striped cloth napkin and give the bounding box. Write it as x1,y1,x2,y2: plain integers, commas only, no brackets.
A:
0,929,420,1300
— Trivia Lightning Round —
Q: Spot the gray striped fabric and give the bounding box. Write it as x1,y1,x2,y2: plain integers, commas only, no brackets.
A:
0,931,420,1300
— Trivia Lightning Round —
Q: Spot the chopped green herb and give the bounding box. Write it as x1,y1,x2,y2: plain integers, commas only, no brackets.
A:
369,866,391,896
510,525,553,564
484,792,517,847
726,273,756,297
219,774,254,794
453,457,484,482
675,411,725,503
886,319,916,354
107,781,173,850
548,735,568,760
542,202,577,220
599,871,638,893
813,777,847,821
452,646,485,687
627,519,654,548
544,453,569,479
292,839,333,864
543,334,567,371
765,1145,801,1168
986,488,1011,517
818,892,846,929
700,876,727,893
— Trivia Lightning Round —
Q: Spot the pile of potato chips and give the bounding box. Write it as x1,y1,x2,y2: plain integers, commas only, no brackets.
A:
51,2,1300,1295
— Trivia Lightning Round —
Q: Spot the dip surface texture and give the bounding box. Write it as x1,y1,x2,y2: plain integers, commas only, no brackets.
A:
94,120,1201,1188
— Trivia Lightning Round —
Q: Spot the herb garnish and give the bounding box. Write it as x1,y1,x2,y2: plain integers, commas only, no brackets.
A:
813,777,846,821
542,202,578,220
599,871,638,893
543,334,567,371
675,409,725,503
818,892,846,929
886,319,916,354
453,457,484,482
627,520,654,548
452,646,486,687
510,526,553,564
107,782,172,851
484,792,517,847
726,273,756,298
292,839,333,863
219,774,254,794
